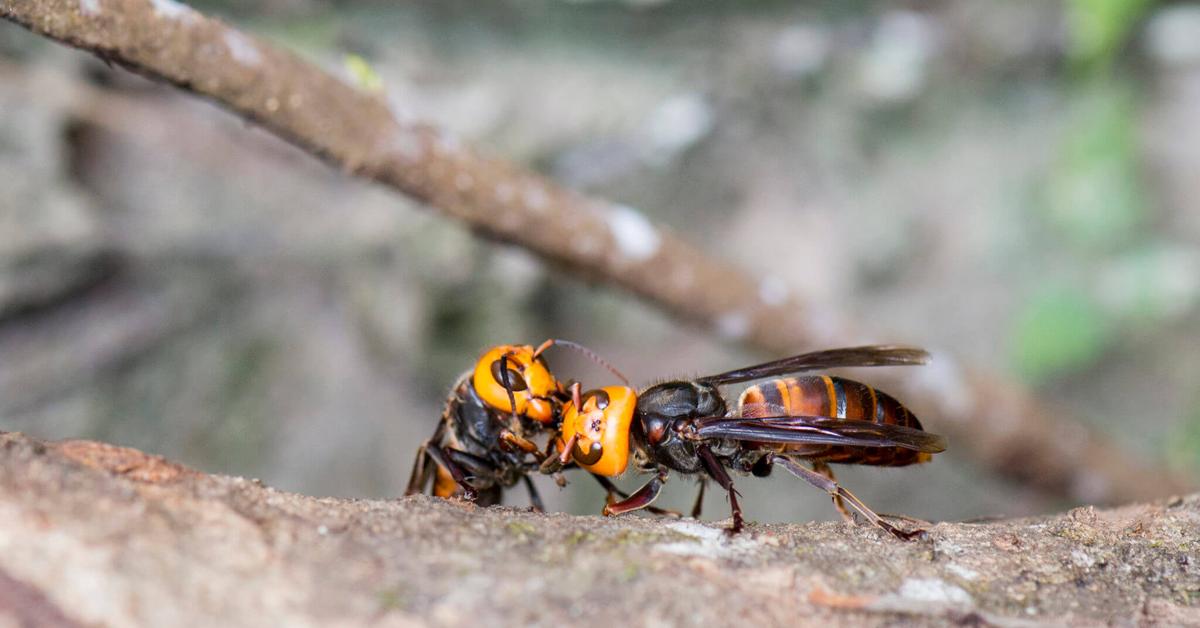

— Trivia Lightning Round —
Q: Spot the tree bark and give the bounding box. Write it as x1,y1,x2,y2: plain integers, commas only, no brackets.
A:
0,431,1196,627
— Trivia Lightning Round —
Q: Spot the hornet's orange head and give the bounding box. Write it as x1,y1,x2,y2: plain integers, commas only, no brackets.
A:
472,345,558,423
556,386,637,477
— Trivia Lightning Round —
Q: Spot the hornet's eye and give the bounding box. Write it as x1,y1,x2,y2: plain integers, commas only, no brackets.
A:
644,416,668,447
473,345,555,421
572,440,604,465
581,389,610,410
489,359,528,391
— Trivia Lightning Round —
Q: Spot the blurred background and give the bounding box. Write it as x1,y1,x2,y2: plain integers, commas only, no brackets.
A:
1,0,1198,525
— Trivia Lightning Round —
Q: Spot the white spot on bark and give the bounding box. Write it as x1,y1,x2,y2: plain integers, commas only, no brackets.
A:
606,204,661,262
79,0,102,15
654,521,760,558
758,275,789,306
150,0,196,21
224,31,261,66
715,312,750,340
945,563,979,581
433,131,463,157
665,521,723,542
522,184,549,214
897,578,973,605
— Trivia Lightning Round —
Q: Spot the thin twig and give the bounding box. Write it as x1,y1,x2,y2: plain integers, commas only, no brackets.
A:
0,0,1191,503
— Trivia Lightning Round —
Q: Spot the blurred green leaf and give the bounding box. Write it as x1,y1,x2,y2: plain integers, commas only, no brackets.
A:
1067,0,1153,68
1012,286,1112,380
1043,82,1146,252
344,54,385,93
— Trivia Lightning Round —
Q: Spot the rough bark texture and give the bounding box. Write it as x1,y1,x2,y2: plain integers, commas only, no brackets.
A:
0,0,1193,508
0,431,1197,627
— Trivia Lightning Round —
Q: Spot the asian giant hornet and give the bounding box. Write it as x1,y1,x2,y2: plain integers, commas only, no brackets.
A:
404,340,662,511
545,345,948,539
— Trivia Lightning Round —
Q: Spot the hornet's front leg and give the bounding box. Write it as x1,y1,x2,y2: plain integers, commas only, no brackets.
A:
591,473,681,518
602,471,669,517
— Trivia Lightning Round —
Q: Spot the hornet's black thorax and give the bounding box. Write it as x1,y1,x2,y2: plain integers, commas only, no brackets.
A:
633,381,726,474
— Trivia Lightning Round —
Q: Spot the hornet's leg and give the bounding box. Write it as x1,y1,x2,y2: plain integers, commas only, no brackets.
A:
811,461,852,523
696,445,744,535
591,473,681,518
499,429,543,459
690,479,706,519
424,445,490,502
405,442,434,496
523,475,545,513
405,422,447,496
602,471,668,517
771,455,923,540
474,485,504,508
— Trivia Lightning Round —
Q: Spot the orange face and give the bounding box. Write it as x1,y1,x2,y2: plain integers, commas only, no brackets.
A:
472,345,558,423
556,386,637,477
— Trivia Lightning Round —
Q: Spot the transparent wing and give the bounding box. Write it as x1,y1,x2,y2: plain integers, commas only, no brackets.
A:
693,416,947,453
696,345,930,386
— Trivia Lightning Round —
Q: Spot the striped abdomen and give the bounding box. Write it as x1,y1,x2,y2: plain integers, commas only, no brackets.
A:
736,376,929,466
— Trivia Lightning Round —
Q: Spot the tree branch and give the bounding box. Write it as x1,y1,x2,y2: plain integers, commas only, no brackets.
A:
0,0,1192,504
1,431,1197,626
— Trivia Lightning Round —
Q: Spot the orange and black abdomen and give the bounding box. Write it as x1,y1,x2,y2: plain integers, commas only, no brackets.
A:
736,376,929,467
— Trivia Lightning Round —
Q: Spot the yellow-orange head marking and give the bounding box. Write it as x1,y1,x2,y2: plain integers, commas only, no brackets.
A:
472,345,558,423
557,386,636,477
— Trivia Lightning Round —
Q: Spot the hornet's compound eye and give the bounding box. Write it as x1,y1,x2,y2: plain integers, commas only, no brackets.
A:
472,345,557,422
644,416,668,447
557,386,636,477
581,389,610,410
489,359,528,391
572,439,604,465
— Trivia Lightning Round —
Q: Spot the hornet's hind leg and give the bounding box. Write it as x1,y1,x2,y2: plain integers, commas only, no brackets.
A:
811,461,852,523
690,479,706,519
771,454,923,540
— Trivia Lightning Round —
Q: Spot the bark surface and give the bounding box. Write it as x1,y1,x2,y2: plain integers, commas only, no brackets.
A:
0,431,1197,627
